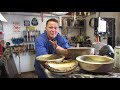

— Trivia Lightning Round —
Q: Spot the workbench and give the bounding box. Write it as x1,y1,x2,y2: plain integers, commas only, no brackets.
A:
44,66,120,78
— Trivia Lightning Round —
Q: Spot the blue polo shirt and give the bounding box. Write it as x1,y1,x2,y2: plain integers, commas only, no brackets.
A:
35,31,71,56
34,31,71,78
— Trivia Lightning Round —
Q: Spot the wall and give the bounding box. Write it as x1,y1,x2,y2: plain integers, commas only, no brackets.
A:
2,12,59,73
116,12,120,44
2,13,59,45
85,14,96,43
99,12,119,45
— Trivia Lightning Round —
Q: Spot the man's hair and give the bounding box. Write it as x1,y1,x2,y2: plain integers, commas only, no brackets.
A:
46,18,58,26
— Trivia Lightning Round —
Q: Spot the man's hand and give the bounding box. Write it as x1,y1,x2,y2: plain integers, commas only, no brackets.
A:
49,40,68,57
49,40,58,49
49,40,65,50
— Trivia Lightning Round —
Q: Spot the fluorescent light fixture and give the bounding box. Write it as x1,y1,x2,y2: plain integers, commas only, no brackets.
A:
0,13,7,22
50,12,68,16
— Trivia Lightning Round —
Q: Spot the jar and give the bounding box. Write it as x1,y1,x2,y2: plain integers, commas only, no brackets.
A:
114,46,120,69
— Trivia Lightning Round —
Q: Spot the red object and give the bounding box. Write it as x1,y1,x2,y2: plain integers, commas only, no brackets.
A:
0,44,2,59
41,13,43,22
96,36,100,43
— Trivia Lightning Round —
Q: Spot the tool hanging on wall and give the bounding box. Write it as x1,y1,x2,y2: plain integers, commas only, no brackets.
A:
40,12,43,22
62,18,68,38
72,12,77,26
0,21,3,31
89,17,100,43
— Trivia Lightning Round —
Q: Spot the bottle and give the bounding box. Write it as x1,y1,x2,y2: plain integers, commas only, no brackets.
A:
114,46,120,69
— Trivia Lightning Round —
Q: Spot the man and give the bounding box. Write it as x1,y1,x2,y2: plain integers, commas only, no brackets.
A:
34,18,71,78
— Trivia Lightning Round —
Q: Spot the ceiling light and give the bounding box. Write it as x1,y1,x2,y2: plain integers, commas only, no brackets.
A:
0,13,8,22
50,12,68,16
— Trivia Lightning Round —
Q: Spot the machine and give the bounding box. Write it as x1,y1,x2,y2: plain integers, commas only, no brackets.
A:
89,17,115,58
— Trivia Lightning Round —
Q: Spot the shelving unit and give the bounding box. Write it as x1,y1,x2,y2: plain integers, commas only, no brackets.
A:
61,18,86,47
22,30,40,54
23,30,40,42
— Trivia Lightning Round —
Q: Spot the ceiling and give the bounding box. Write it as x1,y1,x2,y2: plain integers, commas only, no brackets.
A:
1,12,96,19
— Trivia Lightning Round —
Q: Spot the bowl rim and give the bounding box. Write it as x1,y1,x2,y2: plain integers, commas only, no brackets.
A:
36,54,65,62
76,55,114,64
68,47,94,50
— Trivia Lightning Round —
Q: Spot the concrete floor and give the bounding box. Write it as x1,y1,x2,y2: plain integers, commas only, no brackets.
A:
19,71,38,78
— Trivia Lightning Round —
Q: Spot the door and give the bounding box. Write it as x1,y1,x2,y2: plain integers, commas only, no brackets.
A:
102,18,115,48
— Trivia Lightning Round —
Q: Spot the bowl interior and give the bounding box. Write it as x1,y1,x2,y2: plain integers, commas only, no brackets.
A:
36,54,65,62
76,55,114,64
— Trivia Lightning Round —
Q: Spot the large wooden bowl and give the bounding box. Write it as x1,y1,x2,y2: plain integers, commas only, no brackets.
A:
36,54,65,63
76,55,114,73
66,47,94,59
45,60,78,75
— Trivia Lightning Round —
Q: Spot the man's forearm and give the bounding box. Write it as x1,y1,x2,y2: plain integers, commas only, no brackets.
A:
56,45,68,56
49,40,69,57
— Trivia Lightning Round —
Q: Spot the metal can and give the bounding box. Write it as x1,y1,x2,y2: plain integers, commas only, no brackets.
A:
114,46,120,69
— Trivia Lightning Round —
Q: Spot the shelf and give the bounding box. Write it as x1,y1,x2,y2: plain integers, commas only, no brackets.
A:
23,30,40,43
67,26,84,29
23,30,40,32
70,41,83,43
60,26,84,29
24,41,35,43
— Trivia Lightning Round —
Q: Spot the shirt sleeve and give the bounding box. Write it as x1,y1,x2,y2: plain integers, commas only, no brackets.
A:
60,37,71,49
35,37,48,57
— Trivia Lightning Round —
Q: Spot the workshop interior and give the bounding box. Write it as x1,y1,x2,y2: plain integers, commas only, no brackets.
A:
0,12,120,78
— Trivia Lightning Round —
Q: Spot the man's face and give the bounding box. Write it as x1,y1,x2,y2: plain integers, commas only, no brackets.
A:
45,21,59,40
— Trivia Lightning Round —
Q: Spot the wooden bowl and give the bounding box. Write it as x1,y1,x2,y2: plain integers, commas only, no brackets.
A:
36,54,65,63
66,47,94,59
76,55,114,73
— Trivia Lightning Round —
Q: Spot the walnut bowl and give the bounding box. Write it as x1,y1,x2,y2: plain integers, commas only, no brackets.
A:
76,55,114,73
36,54,65,63
66,47,94,59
